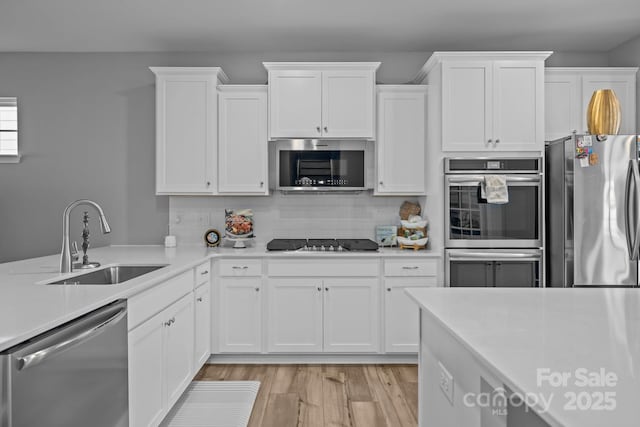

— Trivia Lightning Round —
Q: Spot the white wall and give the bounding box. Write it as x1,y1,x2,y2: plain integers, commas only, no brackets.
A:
0,50,612,262
609,35,640,132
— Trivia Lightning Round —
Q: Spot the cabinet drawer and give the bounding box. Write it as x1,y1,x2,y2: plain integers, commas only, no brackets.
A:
195,261,211,287
268,258,379,277
218,259,262,277
384,259,437,277
128,270,193,331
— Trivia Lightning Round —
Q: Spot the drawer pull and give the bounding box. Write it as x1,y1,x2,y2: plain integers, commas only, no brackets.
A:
196,297,203,302
402,266,419,270
325,287,329,291
200,270,209,275
317,287,322,292
255,287,260,292
387,288,391,292
232,266,249,270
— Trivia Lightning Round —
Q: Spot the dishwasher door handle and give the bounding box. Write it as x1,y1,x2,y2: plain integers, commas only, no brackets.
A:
16,303,127,371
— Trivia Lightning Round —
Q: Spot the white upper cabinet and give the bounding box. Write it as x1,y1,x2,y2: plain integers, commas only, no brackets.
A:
416,52,551,152
375,85,427,195
151,67,228,195
545,68,637,139
264,62,379,139
218,85,268,195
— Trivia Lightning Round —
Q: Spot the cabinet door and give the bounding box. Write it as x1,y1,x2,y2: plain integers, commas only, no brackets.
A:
128,311,165,427
449,261,493,287
323,278,380,353
442,61,492,151
545,71,580,140
164,294,195,410
581,73,637,134
218,87,268,194
493,61,544,151
384,279,431,353
376,88,426,194
322,70,375,138
267,278,323,352
269,70,322,138
194,284,211,370
219,277,263,353
155,74,216,194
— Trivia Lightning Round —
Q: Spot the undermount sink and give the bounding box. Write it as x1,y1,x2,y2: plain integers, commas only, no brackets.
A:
46,265,168,285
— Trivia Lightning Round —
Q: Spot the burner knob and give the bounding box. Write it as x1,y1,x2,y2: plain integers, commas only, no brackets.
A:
329,245,335,251
303,245,309,251
337,245,344,251
320,245,326,251
312,245,317,251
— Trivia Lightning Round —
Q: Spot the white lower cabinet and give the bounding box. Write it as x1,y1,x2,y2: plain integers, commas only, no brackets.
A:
193,283,211,370
267,277,380,353
218,277,263,353
323,278,379,352
129,293,194,427
267,278,323,353
384,279,430,353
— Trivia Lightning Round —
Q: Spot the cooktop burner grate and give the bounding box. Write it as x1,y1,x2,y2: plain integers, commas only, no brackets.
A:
266,238,379,252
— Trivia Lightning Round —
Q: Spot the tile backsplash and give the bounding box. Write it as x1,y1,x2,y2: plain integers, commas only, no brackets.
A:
169,193,428,245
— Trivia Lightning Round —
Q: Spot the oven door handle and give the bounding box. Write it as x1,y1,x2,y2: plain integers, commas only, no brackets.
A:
446,175,541,184
448,251,542,261
14,303,126,371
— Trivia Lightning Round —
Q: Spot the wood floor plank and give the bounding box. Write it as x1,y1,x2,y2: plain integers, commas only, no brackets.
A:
290,365,324,427
271,365,298,394
351,401,387,427
344,365,374,401
246,365,277,427
323,367,351,427
261,393,299,427
197,364,418,427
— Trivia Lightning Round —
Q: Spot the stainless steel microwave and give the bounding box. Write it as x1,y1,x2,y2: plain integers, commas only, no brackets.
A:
273,140,373,192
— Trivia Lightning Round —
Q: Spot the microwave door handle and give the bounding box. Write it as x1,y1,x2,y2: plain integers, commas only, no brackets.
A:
625,160,634,259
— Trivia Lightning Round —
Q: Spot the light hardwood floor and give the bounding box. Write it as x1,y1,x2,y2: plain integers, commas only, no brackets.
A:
194,364,418,427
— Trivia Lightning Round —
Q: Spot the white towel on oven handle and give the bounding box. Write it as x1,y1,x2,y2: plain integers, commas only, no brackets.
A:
481,175,509,204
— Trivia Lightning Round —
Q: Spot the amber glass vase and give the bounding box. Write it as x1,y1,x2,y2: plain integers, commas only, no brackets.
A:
587,89,621,135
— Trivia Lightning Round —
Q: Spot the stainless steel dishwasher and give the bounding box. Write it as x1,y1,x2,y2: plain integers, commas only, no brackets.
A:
0,299,128,427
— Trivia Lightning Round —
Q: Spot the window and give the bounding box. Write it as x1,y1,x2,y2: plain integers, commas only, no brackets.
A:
0,97,18,158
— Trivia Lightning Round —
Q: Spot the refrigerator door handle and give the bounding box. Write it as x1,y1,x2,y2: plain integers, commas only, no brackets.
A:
633,160,640,260
625,160,640,260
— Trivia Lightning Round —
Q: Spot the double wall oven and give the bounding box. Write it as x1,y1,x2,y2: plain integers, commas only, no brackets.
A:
444,158,544,287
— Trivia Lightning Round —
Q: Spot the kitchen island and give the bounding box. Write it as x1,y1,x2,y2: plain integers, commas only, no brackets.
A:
406,287,640,427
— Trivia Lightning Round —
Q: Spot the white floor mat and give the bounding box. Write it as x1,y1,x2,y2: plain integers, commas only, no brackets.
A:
161,381,261,427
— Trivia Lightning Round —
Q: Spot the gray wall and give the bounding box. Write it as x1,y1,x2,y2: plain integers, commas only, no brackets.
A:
609,35,640,132
0,50,611,263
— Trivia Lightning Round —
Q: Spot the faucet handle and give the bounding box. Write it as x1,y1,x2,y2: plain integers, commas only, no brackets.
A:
71,241,79,261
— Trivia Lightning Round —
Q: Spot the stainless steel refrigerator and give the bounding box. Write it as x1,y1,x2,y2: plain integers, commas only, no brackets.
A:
546,134,640,287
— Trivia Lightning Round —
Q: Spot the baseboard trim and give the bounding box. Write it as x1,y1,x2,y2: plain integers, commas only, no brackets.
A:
206,353,418,364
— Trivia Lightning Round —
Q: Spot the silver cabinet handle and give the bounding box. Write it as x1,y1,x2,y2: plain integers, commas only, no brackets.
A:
255,287,260,292
196,297,203,302
316,126,321,133
164,320,171,327
387,288,391,292
16,303,126,371
201,270,209,275
260,181,264,187
487,139,493,144
206,181,211,187
402,266,419,270
379,181,384,186
324,126,328,132
317,287,322,291
495,139,500,144
325,287,329,291
232,266,249,270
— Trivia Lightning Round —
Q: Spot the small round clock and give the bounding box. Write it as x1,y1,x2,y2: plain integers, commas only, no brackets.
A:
204,229,221,247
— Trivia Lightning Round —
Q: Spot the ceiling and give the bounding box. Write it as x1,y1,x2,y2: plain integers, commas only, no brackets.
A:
1,0,639,53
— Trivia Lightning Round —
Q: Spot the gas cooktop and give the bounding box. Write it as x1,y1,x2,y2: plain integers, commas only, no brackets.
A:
266,238,379,252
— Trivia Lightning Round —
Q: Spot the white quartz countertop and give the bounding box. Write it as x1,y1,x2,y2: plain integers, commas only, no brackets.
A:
0,244,439,353
405,287,640,427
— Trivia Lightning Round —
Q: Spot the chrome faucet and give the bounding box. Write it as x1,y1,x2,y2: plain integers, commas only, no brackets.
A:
60,199,111,273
